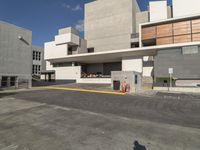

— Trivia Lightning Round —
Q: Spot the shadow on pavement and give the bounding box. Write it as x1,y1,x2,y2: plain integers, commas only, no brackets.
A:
133,141,147,150
0,93,16,98
32,80,75,87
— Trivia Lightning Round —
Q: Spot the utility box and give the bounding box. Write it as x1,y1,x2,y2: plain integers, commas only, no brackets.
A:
113,80,120,91
111,71,142,93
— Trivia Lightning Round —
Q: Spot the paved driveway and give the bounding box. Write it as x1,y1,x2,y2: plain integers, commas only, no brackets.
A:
0,89,200,150
12,89,200,128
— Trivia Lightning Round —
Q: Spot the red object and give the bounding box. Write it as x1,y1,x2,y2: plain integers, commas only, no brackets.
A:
121,81,127,93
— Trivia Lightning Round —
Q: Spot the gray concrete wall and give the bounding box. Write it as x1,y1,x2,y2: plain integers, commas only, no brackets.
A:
58,27,79,36
0,21,32,87
136,11,149,33
154,46,200,79
84,0,140,52
32,46,45,72
167,6,172,18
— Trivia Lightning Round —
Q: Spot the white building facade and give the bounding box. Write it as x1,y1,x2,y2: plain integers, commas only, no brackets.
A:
44,0,200,89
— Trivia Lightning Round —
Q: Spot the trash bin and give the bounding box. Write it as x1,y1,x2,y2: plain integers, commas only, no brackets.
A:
113,80,120,90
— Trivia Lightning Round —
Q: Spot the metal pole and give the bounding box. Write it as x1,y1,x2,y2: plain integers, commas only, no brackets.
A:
170,73,172,89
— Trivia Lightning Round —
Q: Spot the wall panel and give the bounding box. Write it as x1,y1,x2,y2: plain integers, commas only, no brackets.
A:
192,33,200,42
174,34,191,43
173,21,191,36
157,37,173,45
157,24,173,38
192,19,200,33
142,17,200,46
142,26,156,40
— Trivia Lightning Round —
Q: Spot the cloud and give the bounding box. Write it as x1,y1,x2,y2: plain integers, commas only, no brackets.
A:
62,3,71,9
75,20,84,32
72,5,82,11
62,3,82,11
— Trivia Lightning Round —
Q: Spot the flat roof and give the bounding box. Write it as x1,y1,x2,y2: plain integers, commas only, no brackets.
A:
46,42,200,64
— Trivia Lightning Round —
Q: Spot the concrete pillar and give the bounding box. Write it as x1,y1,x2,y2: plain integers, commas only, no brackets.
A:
15,77,19,88
28,78,32,89
45,74,47,81
0,76,2,87
7,77,11,87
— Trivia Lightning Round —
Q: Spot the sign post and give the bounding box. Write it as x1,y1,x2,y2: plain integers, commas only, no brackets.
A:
168,68,173,91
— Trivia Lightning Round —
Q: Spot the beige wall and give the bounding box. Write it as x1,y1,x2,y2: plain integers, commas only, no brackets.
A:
84,0,140,52
173,0,200,18
149,0,168,22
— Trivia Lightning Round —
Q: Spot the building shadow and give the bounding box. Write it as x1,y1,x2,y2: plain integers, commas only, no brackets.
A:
0,93,16,98
133,140,147,150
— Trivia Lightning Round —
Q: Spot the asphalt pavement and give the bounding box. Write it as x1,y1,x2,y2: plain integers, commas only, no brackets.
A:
0,88,200,150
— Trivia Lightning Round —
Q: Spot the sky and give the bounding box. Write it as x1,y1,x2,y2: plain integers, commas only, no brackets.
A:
0,0,172,47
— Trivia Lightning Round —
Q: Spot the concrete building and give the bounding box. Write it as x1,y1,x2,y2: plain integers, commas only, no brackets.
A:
44,0,200,92
84,0,140,52
32,46,45,77
0,21,32,89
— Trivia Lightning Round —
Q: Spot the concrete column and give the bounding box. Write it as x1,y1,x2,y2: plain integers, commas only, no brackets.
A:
45,74,47,81
7,77,11,87
28,78,32,89
15,77,19,88
0,76,2,87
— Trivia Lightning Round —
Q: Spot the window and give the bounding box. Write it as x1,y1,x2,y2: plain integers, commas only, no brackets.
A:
135,75,138,84
35,52,38,60
87,48,94,53
68,47,73,55
38,52,41,61
38,66,41,72
35,65,38,74
32,65,35,74
33,51,36,60
131,43,139,48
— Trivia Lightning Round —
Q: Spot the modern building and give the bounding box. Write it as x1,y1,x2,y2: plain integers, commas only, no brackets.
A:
0,21,32,89
44,0,200,90
32,46,45,77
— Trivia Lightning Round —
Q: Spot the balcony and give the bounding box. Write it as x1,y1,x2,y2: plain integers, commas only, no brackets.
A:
55,33,80,46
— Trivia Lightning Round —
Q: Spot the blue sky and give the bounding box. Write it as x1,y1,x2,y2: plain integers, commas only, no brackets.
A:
0,0,172,47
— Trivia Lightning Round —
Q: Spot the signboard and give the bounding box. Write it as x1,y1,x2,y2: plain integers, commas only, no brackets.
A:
168,68,173,74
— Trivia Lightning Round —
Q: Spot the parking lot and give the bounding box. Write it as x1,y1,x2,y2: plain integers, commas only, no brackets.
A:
0,87,200,150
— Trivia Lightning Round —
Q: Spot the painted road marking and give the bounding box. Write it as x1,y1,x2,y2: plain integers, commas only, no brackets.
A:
34,86,126,95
